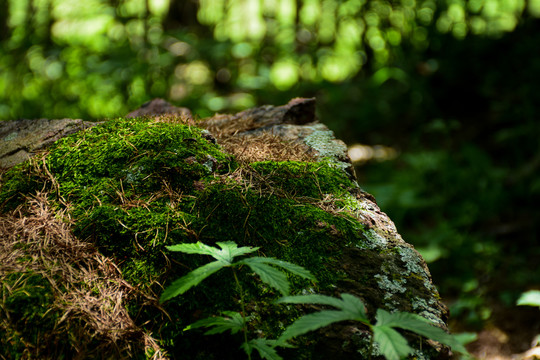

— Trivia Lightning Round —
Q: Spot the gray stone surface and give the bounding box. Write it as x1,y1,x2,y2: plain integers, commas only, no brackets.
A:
125,98,192,119
0,118,99,169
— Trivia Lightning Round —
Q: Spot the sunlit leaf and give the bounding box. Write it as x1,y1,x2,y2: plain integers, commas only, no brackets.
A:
166,241,258,264
517,290,540,307
166,241,221,256
216,241,260,262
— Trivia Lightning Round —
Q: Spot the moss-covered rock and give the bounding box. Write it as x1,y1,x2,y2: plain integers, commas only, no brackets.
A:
0,99,450,359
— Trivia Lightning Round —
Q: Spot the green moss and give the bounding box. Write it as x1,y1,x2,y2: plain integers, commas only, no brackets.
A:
0,162,43,212
193,185,361,287
0,116,444,358
4,272,56,326
47,117,234,194
250,160,355,199
1,272,63,359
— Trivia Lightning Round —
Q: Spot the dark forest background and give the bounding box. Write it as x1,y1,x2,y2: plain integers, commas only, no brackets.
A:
2,0,540,353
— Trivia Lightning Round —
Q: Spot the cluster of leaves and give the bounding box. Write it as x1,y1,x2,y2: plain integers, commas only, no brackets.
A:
160,241,313,360
160,241,467,360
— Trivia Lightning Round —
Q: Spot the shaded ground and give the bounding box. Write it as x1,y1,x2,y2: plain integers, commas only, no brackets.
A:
448,300,540,359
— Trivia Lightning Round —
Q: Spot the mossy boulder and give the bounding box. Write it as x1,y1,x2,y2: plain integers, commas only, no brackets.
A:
0,99,450,359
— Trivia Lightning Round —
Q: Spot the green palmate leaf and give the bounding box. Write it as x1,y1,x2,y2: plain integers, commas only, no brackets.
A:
373,325,413,360
165,241,259,264
166,242,220,256
375,309,468,354
216,241,260,263
243,338,284,360
160,260,225,302
240,259,290,295
240,257,316,281
277,310,354,344
517,290,540,307
185,311,245,335
277,293,368,321
339,293,368,319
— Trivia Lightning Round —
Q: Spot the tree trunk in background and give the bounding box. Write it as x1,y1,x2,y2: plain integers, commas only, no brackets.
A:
164,0,208,34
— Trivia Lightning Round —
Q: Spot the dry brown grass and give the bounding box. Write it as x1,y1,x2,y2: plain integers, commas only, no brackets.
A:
217,132,317,163
198,113,258,136
150,114,196,126
0,193,167,359
198,104,319,164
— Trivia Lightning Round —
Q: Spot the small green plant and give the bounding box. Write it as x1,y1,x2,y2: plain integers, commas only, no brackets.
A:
160,241,468,360
517,290,540,308
159,241,315,360
276,293,468,360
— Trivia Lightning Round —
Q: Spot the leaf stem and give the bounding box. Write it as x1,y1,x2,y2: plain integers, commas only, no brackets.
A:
232,267,251,360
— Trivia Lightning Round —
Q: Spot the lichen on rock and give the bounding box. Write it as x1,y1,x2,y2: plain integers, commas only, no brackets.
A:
0,98,450,359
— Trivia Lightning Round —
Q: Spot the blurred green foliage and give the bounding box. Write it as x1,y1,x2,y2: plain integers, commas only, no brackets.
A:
2,0,540,328
3,0,540,119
